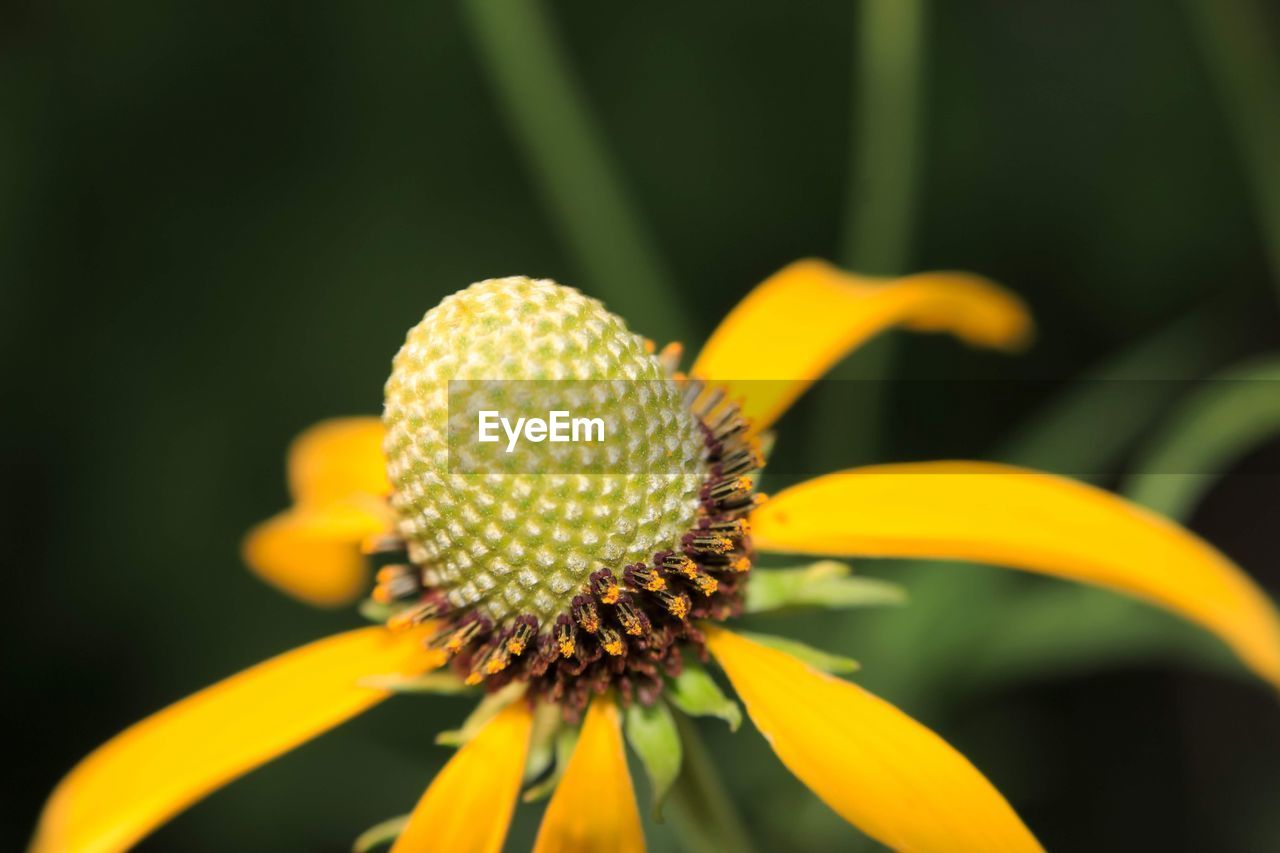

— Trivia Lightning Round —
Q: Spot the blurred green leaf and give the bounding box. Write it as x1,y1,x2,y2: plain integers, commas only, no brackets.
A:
949,339,1275,691
841,307,1248,707
998,306,1245,480
624,700,682,821
738,631,860,674
744,560,905,613
351,814,407,853
1126,356,1280,519
666,661,742,732
971,356,1280,688
964,581,1232,690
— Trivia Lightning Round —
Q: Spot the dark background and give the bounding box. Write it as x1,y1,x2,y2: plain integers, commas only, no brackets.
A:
3,1,1279,850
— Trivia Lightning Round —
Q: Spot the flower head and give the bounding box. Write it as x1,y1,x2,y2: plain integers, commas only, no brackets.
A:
34,261,1280,853
377,276,759,711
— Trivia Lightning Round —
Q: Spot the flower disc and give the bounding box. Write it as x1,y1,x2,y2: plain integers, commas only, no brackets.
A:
383,277,706,624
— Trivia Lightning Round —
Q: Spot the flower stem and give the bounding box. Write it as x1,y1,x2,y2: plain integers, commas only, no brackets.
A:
1184,0,1280,297
665,714,757,853
457,0,691,344
811,0,926,469
841,0,925,275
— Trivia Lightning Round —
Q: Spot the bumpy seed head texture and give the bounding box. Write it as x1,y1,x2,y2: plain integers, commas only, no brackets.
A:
383,277,707,626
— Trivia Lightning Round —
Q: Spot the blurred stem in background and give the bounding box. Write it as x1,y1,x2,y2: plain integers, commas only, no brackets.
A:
1184,0,1280,295
842,0,923,276
811,0,926,470
457,0,692,344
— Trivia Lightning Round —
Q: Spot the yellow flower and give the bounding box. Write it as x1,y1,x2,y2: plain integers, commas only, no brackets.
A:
33,261,1280,853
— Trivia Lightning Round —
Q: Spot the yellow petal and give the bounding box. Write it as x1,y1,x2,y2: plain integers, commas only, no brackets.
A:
705,627,1043,853
241,499,390,607
33,626,441,853
391,702,533,853
533,699,645,853
750,461,1280,688
691,259,1031,432
286,417,390,504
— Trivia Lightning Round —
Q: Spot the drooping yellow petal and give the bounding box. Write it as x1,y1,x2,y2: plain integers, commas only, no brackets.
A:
286,417,389,504
750,461,1280,688
691,259,1031,432
391,702,533,853
705,627,1043,853
241,499,390,607
245,418,392,606
533,699,645,853
33,626,441,853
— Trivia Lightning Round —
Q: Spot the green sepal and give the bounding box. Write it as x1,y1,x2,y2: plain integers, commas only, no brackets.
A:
744,560,905,613
522,727,578,802
737,631,860,674
435,682,525,747
357,599,394,623
351,814,408,852
522,702,564,783
624,699,682,821
665,660,742,732
357,670,472,695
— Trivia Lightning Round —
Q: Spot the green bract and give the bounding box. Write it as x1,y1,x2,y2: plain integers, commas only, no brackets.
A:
624,700,683,820
744,560,906,613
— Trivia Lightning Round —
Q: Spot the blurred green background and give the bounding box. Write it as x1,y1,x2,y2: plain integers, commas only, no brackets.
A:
4,1,1280,850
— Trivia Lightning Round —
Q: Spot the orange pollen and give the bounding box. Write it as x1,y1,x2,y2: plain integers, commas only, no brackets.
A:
669,555,698,578
618,609,643,636
659,591,690,619
601,628,624,656
693,574,719,596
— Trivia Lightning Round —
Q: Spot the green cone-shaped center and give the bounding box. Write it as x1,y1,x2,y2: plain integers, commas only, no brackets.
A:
383,277,706,624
